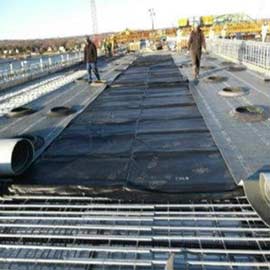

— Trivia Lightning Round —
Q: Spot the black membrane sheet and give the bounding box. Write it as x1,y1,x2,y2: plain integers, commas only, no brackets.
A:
15,54,236,195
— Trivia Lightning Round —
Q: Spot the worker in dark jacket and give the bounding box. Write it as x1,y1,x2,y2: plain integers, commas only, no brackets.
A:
84,37,101,84
188,23,206,80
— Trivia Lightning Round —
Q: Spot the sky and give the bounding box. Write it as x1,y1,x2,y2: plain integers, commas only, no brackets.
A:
0,0,269,40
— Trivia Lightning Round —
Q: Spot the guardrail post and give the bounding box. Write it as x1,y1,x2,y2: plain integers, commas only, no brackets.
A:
20,61,25,77
40,58,43,71
25,61,28,73
267,47,270,76
9,63,14,75
48,57,52,69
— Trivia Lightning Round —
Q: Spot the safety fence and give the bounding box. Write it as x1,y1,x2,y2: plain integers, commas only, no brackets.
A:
0,52,84,86
207,39,270,74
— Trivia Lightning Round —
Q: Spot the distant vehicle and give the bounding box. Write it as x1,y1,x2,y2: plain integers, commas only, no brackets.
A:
140,39,147,49
167,37,177,51
155,40,163,50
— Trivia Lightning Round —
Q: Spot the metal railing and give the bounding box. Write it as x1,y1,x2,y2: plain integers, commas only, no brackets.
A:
207,38,270,74
0,52,84,85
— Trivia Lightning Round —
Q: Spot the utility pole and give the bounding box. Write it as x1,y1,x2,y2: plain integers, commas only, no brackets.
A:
148,8,156,30
91,0,98,37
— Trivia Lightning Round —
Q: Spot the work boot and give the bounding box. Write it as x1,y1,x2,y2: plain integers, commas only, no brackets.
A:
193,73,199,80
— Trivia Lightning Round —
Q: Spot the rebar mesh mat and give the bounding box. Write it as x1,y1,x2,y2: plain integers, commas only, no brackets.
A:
0,195,269,270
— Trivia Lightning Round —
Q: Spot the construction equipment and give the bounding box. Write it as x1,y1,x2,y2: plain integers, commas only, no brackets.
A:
201,15,214,26
178,18,189,28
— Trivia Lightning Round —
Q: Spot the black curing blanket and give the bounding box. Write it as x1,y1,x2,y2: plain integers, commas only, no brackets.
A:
14,54,236,196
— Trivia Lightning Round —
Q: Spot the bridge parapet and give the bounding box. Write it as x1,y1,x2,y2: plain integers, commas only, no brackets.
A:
0,52,84,91
207,38,270,77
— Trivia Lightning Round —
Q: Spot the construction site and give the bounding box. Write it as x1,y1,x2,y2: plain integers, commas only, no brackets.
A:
0,0,270,269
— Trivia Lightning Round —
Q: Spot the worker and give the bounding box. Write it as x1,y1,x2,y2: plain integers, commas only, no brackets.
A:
103,39,108,56
188,22,206,80
262,22,269,43
84,37,101,84
107,42,113,57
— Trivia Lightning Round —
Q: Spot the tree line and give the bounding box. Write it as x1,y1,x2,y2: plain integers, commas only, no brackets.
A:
0,34,109,56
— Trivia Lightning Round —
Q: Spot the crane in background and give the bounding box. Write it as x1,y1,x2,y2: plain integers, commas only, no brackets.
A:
148,8,156,30
91,0,98,37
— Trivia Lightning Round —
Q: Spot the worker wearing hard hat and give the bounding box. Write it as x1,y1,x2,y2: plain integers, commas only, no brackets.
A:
188,22,206,80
